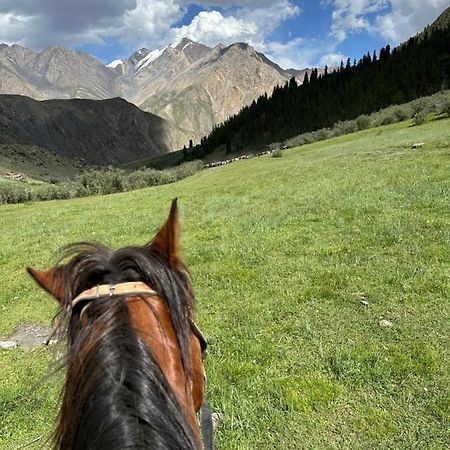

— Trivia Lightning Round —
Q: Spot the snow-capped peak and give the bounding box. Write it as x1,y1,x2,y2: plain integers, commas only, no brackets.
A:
106,59,124,68
170,38,194,51
135,46,167,71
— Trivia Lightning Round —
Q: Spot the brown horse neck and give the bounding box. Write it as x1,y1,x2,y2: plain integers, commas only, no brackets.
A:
127,295,204,444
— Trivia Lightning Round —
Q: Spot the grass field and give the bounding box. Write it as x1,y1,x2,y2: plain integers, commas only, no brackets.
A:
0,116,449,449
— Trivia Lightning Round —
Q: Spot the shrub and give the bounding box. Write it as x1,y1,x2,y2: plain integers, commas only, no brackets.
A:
332,120,358,136
356,115,371,130
315,128,332,141
393,107,408,122
412,98,427,115
441,99,450,116
0,159,204,205
269,142,281,151
413,110,427,126
0,184,30,204
272,149,283,158
379,112,396,126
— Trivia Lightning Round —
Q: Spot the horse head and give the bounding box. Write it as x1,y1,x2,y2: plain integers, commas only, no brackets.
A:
28,199,210,450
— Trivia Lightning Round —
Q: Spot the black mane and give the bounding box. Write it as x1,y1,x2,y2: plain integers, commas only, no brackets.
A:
53,242,198,450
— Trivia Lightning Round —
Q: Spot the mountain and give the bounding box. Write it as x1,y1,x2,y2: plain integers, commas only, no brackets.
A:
0,95,192,168
130,41,296,136
193,13,450,157
420,5,450,36
0,39,304,139
0,44,117,100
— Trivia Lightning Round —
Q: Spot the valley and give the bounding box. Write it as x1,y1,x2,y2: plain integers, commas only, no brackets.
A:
1,115,449,449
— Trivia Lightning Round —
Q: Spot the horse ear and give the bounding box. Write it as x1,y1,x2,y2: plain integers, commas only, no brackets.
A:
147,198,181,267
27,266,65,303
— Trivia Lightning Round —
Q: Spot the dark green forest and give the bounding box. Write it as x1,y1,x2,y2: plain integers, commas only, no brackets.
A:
188,24,450,157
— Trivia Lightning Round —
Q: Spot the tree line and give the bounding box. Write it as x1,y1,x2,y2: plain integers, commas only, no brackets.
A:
185,24,450,158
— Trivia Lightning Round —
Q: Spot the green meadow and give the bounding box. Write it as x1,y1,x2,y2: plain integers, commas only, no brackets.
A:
0,117,449,449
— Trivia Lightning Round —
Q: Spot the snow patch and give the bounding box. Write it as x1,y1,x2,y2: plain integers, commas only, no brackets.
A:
107,59,124,68
136,47,166,71
181,41,193,52
170,39,194,52
170,39,182,49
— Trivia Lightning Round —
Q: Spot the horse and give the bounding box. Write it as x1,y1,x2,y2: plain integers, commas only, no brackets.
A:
28,199,213,450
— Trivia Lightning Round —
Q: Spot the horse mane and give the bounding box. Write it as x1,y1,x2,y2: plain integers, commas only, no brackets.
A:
52,242,198,450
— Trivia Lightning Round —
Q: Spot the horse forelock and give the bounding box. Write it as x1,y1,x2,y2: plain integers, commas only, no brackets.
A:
57,242,194,366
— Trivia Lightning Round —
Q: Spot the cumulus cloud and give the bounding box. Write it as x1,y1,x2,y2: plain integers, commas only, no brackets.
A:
171,0,300,48
172,10,259,47
0,0,184,50
177,0,284,7
319,52,347,66
0,13,33,45
325,0,389,41
374,0,450,43
326,0,448,44
238,0,301,34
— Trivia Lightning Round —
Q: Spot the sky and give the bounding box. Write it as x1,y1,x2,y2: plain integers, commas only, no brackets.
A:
0,1,448,69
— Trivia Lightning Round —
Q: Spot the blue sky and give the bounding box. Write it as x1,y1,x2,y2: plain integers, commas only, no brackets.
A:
0,1,448,69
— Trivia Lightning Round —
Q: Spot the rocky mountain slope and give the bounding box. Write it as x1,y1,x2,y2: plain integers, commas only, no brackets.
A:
0,39,305,138
0,95,192,166
0,44,118,100
130,41,295,136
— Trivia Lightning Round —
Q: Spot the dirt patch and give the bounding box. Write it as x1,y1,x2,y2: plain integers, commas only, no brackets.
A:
1,323,54,349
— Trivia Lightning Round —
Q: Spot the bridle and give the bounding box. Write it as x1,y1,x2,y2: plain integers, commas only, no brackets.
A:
70,281,214,450
71,281,208,354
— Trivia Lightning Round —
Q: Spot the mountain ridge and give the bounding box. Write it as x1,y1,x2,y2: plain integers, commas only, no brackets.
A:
0,94,193,170
0,38,317,139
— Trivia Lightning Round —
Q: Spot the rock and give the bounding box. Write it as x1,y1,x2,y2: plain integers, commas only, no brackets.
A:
6,323,53,349
0,340,18,350
379,319,393,328
412,142,424,148
360,300,369,306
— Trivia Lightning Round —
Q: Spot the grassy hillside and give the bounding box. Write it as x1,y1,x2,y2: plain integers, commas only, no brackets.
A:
0,143,84,183
0,116,449,449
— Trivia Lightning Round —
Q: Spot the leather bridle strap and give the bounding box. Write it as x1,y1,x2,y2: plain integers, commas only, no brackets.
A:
71,281,158,309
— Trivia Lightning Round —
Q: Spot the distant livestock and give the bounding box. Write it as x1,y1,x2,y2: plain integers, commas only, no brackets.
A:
204,151,273,169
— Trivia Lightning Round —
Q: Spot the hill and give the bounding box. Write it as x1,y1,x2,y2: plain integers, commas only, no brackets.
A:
194,10,450,156
1,115,449,449
422,5,450,33
0,95,193,175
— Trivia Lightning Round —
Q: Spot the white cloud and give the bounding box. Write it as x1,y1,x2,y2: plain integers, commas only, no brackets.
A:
374,0,450,43
171,1,300,47
327,0,389,41
0,0,184,51
172,10,259,47
0,13,32,45
170,0,301,66
122,0,184,45
326,0,448,44
178,0,285,7
319,52,347,66
239,0,301,34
